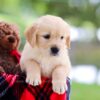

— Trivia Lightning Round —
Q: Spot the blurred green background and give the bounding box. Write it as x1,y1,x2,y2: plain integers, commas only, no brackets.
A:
0,0,100,100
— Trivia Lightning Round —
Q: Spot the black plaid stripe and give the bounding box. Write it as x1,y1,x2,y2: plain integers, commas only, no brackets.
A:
39,79,53,100
0,75,17,100
26,79,53,100
66,77,70,100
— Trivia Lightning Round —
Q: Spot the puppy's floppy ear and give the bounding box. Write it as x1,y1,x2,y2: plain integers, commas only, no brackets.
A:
66,23,71,48
24,23,37,47
66,35,70,48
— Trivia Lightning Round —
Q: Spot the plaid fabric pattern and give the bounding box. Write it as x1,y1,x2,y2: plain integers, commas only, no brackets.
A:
0,50,71,100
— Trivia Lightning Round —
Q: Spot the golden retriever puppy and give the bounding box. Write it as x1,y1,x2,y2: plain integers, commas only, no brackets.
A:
20,15,71,94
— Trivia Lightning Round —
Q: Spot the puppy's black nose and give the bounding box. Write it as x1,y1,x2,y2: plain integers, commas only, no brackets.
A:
51,46,59,55
8,37,15,43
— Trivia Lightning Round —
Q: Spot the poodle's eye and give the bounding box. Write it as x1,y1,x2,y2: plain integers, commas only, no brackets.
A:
61,36,64,39
6,32,10,35
43,34,50,39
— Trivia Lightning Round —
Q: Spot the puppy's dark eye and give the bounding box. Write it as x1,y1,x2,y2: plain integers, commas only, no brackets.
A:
43,34,50,39
61,36,64,39
6,32,10,35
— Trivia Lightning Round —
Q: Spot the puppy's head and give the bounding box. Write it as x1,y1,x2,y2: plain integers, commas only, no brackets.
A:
25,15,70,56
0,21,20,50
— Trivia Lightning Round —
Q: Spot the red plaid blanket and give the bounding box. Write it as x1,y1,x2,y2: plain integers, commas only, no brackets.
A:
0,50,70,100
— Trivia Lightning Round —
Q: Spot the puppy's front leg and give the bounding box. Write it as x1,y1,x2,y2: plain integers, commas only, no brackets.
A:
52,66,69,94
22,59,41,86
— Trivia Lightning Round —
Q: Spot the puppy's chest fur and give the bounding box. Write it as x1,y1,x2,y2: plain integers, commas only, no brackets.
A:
32,50,67,77
21,43,69,77
37,56,56,77
0,52,17,74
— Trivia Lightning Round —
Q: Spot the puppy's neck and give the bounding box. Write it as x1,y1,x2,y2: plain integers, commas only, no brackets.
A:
0,46,11,54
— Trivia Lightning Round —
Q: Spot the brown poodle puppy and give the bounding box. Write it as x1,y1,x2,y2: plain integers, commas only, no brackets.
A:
0,21,21,74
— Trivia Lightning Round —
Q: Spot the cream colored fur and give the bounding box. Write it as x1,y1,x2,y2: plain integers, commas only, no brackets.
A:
20,15,71,94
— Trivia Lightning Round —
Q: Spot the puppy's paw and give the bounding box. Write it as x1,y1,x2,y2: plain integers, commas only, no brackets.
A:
26,74,41,86
52,80,67,94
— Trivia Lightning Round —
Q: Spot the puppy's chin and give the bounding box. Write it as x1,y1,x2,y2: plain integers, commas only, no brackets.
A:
50,53,59,56
10,43,18,50
2,43,17,50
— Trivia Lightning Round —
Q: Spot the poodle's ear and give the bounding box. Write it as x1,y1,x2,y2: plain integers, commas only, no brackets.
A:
24,23,37,47
16,34,20,49
11,24,20,49
66,35,70,48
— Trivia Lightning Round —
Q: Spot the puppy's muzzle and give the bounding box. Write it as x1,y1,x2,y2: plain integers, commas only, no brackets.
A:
50,46,59,56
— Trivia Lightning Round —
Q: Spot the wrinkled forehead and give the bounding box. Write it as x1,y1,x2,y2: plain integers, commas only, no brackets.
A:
37,20,70,36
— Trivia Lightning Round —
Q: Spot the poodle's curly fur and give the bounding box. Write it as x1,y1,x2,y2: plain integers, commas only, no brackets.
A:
0,21,21,74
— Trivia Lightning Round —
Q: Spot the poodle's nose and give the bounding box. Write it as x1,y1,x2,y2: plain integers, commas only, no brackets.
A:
8,37,15,43
51,46,59,56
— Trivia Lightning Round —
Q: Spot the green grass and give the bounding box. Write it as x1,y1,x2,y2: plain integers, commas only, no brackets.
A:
71,82,100,100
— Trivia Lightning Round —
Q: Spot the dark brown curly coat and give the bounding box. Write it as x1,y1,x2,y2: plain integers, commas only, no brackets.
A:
0,21,21,74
